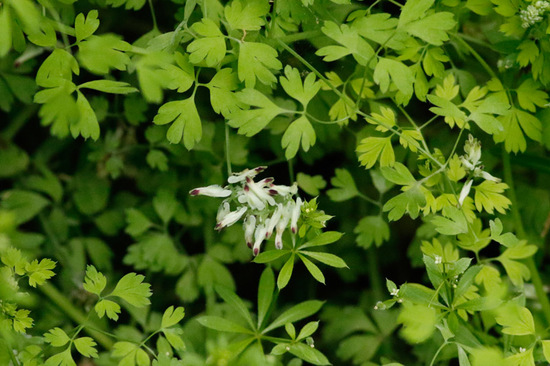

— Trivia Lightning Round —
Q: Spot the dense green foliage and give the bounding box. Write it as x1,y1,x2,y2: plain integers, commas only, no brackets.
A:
1,0,550,365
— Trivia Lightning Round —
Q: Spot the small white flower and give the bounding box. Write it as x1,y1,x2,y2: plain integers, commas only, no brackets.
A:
215,207,247,231
290,197,302,234
268,183,298,196
519,347,526,353
189,185,231,197
434,255,442,265
478,170,501,183
243,215,256,248
265,204,284,238
458,179,473,206
246,177,276,206
238,187,266,210
253,223,267,256
216,202,230,222
390,288,399,296
227,166,266,184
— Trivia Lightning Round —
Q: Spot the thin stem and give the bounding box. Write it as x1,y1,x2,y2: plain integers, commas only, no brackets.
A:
148,0,158,30
274,30,323,44
288,159,295,183
39,283,114,350
1,105,38,141
429,342,449,366
358,192,382,207
452,35,497,79
502,149,550,327
225,123,232,176
368,247,383,300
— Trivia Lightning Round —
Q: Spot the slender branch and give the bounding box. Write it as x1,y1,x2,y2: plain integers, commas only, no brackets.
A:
274,30,323,44
452,35,497,79
148,0,158,30
1,105,38,141
225,123,232,176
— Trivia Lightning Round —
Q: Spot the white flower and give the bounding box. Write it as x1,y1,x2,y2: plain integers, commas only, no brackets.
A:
243,215,256,248
246,177,276,206
265,204,284,238
478,170,501,183
458,179,473,206
252,223,267,256
215,207,247,231
238,187,266,210
190,185,232,197
268,183,298,196
227,166,266,184
390,288,399,296
216,202,230,222
290,197,302,234
434,255,442,265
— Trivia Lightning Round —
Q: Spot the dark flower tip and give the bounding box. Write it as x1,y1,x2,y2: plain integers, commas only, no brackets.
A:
268,189,278,195
247,242,252,249
253,248,259,256
190,189,200,196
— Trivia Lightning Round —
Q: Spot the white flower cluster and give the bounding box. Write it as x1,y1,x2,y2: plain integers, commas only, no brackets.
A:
520,1,550,28
189,167,303,256
458,135,500,205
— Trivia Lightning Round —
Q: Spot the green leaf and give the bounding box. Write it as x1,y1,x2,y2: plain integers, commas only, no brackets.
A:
238,41,282,88
397,302,437,343
125,209,153,237
495,304,535,335
297,173,326,196
282,116,316,160
153,189,178,224
95,299,121,320
72,171,110,215
297,321,319,340
0,6,12,57
257,267,275,328
1,247,27,274
373,58,415,104
25,258,56,287
44,328,70,347
316,21,375,66
112,342,149,366
300,231,343,249
430,206,468,236
75,10,99,42
288,343,330,365
196,316,253,334
300,255,326,284
227,88,283,136
398,0,434,27
163,328,186,351
278,255,295,289
495,108,542,153
215,285,255,330
383,185,426,221
516,78,548,112
188,19,226,67
280,65,321,107
300,251,348,268
224,0,269,31
77,35,131,75
253,249,290,263
105,0,146,10
327,168,359,202
153,97,202,149
83,265,106,296
45,348,75,366
264,300,324,333
78,80,137,94
354,215,390,248
0,143,29,178
207,68,244,116
473,181,511,214
455,265,482,299
380,162,416,185
399,283,444,308
1,190,49,225
72,90,100,140
74,337,98,358
402,11,456,45
357,136,395,169
161,306,185,329
542,340,550,363
110,272,152,307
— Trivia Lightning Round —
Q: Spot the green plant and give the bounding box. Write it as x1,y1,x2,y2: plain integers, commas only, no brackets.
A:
1,0,550,365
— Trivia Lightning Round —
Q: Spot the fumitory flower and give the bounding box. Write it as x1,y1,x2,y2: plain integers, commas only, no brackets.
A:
189,166,303,256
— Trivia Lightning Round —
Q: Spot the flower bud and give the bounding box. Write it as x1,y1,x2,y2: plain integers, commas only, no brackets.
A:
189,185,231,197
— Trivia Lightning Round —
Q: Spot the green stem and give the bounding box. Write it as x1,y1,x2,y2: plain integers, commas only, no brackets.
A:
148,0,158,30
225,123,232,176
1,105,38,141
368,247,383,300
274,30,323,44
39,283,114,350
452,35,497,79
501,149,550,327
429,342,449,366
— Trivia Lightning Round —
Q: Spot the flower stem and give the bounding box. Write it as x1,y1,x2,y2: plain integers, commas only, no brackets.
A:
501,148,550,326
225,123,232,176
